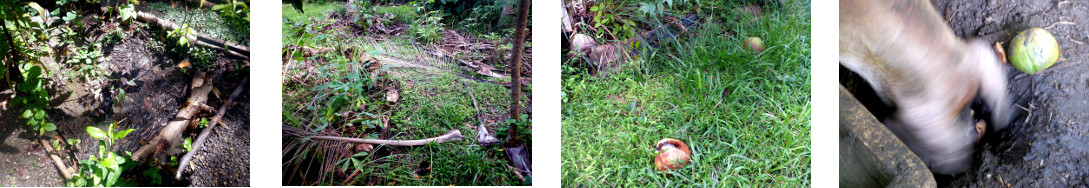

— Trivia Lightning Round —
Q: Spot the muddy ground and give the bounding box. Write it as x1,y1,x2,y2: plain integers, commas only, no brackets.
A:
0,3,249,187
932,0,1089,187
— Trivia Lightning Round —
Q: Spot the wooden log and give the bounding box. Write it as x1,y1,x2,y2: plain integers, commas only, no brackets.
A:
131,71,215,162
103,7,251,58
40,139,73,179
175,77,248,180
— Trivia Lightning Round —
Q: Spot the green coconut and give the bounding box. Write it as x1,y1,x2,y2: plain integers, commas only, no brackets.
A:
1008,28,1060,74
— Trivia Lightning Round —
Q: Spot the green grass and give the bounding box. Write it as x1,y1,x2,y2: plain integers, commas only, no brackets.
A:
561,1,811,187
386,69,526,186
148,2,249,45
282,2,530,186
283,2,341,22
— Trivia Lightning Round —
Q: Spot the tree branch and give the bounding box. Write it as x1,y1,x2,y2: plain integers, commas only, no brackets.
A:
175,77,248,180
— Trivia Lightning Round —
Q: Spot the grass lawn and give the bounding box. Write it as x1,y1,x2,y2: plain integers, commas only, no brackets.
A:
561,1,811,187
282,1,531,186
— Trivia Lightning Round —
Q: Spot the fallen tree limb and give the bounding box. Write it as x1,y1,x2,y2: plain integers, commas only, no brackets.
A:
283,125,464,146
131,71,216,162
463,81,497,146
103,7,251,59
176,77,248,180
40,138,73,179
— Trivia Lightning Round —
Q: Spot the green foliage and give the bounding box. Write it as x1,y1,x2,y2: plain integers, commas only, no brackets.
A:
141,168,162,186
182,137,193,152
166,23,197,47
15,65,55,135
587,1,639,41
212,0,250,22
1,2,51,58
119,3,137,23
68,123,136,187
198,117,210,128
408,11,444,44
497,114,531,139
70,43,107,82
104,27,125,45
456,0,520,34
112,86,126,109
373,5,419,24
335,150,371,178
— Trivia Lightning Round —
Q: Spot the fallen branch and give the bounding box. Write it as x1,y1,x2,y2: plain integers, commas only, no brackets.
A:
131,71,216,162
103,7,250,58
283,125,464,146
40,138,73,179
463,81,498,146
175,77,248,180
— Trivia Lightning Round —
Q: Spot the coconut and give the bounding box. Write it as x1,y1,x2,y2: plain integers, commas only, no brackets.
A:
654,138,691,172
744,37,765,53
1008,28,1060,74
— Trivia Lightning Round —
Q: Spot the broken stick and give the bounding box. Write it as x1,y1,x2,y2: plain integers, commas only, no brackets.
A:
463,81,498,146
40,139,73,179
283,125,464,146
176,77,248,180
131,72,216,162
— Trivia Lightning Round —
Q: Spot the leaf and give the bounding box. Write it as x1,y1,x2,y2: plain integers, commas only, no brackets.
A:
87,126,108,139
22,109,32,118
100,152,118,170
43,123,56,132
33,109,44,119
25,2,47,20
352,151,369,157
211,4,230,11
351,158,363,170
182,137,193,151
62,12,77,22
113,129,133,140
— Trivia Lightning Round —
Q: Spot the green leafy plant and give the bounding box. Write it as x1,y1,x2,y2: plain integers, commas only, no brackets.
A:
141,168,162,185
70,44,106,82
169,156,179,166
166,23,196,47
104,27,125,45
182,137,193,152
15,65,55,135
408,11,444,44
113,86,126,109
67,123,136,187
497,114,531,139
119,3,137,23
198,117,209,128
212,0,250,22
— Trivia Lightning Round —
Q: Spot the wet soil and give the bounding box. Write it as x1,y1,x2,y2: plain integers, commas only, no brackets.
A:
0,4,249,186
932,0,1089,187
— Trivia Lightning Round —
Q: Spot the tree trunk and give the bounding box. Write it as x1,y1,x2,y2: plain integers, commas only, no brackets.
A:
506,0,529,146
